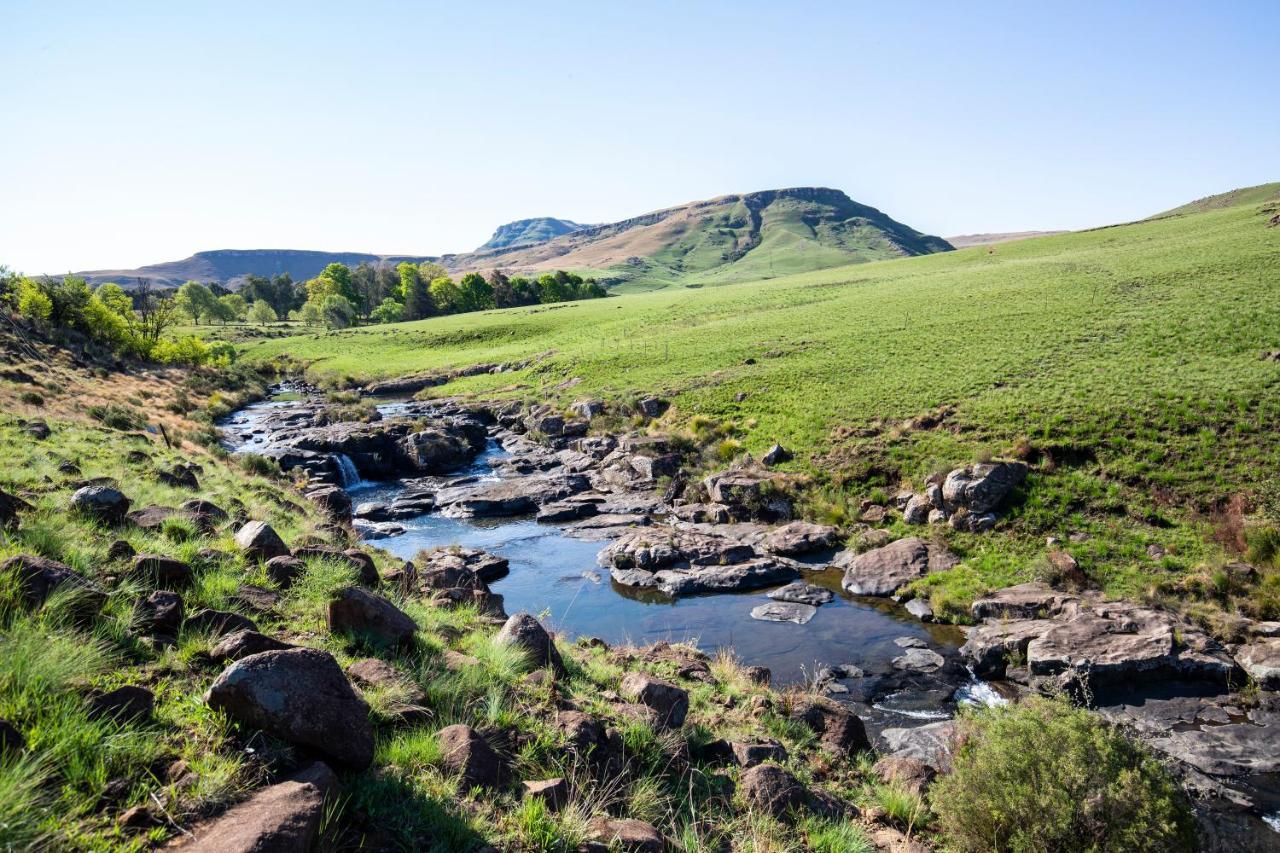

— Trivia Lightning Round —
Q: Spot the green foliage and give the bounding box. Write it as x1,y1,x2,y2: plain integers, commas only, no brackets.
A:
428,276,463,314
248,299,277,325
371,297,405,324
320,295,356,329
175,281,218,324
931,696,1196,853
458,272,494,312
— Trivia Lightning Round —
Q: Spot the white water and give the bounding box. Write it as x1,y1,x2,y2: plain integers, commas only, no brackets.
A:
335,454,369,490
1264,812,1280,833
955,668,1009,708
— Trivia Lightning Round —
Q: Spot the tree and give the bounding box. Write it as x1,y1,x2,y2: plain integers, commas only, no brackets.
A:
428,276,463,314
370,298,404,324
218,293,247,322
416,262,448,291
509,276,541,306
321,294,356,328
134,279,180,344
401,263,434,320
298,301,324,326
271,272,301,315
580,279,608,299
94,283,133,317
458,272,494,312
175,281,218,324
537,273,569,304
14,278,52,323
248,300,278,325
319,263,359,308
351,262,386,319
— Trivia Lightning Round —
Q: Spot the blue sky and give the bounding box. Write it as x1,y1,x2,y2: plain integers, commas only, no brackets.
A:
2,1,1276,274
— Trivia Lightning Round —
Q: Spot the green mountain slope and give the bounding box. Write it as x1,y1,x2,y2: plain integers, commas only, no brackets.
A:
452,187,953,291
1149,181,1280,218
476,217,585,251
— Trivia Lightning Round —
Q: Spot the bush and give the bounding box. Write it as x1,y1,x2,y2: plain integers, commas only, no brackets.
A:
930,696,1196,853
87,403,146,431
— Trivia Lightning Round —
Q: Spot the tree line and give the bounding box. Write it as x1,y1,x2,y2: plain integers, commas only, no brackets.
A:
174,262,608,329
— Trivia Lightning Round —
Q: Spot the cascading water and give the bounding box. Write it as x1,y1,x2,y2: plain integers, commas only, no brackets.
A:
335,454,363,489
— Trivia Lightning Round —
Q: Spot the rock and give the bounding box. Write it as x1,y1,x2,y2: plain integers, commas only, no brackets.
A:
587,817,664,852
767,581,834,606
790,697,870,755
1046,549,1088,588
556,710,623,775
71,485,131,525
761,443,792,466
292,547,379,586
731,739,787,767
750,601,818,624
23,419,50,440
630,453,681,480
619,673,688,728
670,503,730,524
205,648,374,768
265,555,306,587
88,685,153,722
970,582,1076,621
837,537,959,596
739,763,807,817
904,598,934,621
702,469,790,520
157,464,200,490
5,553,106,612
874,755,937,795
187,609,258,638
211,630,295,662
961,618,1054,678
0,719,26,756
536,501,597,523
942,460,1027,514
107,539,136,561
1236,638,1280,689
761,521,838,556
137,590,184,638
892,646,946,673
131,553,194,587
495,612,565,674
180,499,228,526
744,665,771,685
522,778,569,811
306,485,352,520
175,763,336,852
437,724,505,788
653,557,801,597
881,720,958,773
636,397,669,418
117,804,155,829
437,472,589,518
234,520,290,561
571,399,605,419
902,494,930,525
327,587,416,647
233,584,281,614
345,657,427,709
0,488,32,528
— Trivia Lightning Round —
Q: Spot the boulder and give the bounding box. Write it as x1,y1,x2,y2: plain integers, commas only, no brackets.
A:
0,488,32,528
636,397,669,418
305,485,352,520
750,601,818,624
669,503,731,524
739,763,807,817
970,582,1076,621
265,555,305,587
174,763,336,852
157,464,199,490
960,618,1053,679
136,590,184,639
837,537,959,596
702,469,790,520
587,817,664,852
327,587,416,647
941,460,1027,514
71,485,131,525
397,429,473,474
292,547,379,586
88,685,153,721
107,539,137,561
761,443,792,467
556,710,623,775
205,648,374,768
731,739,787,767
233,584,281,614
187,609,259,638
1235,637,1280,689
892,646,946,673
881,720,958,773
874,755,936,796
234,521,290,561
131,553,193,587
5,554,106,612
496,613,565,674
652,557,800,597
522,778,569,811
436,472,590,518
0,719,24,756
789,697,870,755
619,673,688,728
211,629,295,662
902,494,931,525
904,598,934,621
767,581,834,606
180,499,228,526
571,399,605,419
437,724,505,788
761,521,839,556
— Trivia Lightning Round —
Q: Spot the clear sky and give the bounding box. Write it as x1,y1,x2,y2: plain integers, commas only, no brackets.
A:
2,1,1276,274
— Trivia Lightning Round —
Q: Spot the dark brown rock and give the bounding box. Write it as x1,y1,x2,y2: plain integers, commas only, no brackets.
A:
88,685,153,722
437,724,505,788
327,587,416,647
522,777,569,811
107,539,136,561
739,763,807,817
233,584,281,614
5,553,106,612
205,648,374,769
619,672,688,729
790,697,870,755
731,739,788,767
744,665,771,686
132,553,193,587
137,590,184,638
587,817,664,852
0,488,32,528
265,555,305,587
174,767,334,852
234,520,290,561
0,719,25,756
874,755,936,796
210,629,295,662
495,612,565,674
187,609,258,638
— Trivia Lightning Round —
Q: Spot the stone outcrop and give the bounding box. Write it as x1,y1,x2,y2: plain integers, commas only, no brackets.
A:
437,724,506,788
836,537,959,596
172,762,337,852
1236,637,1280,688
205,648,374,769
327,587,417,647
5,553,106,612
739,763,808,817
899,459,1027,531
496,613,565,674
619,673,689,728
234,520,290,561
70,484,131,525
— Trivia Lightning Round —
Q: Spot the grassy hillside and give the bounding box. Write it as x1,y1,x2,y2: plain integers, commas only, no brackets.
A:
1149,181,1280,219
244,194,1280,622
451,188,952,292
476,217,585,251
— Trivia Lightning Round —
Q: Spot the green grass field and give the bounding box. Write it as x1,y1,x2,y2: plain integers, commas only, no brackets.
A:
242,196,1280,622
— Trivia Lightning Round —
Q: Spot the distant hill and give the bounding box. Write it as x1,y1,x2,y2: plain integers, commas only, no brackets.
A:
1148,182,1280,219
450,187,953,291
947,231,1068,248
476,217,585,251
76,249,438,290
72,187,950,291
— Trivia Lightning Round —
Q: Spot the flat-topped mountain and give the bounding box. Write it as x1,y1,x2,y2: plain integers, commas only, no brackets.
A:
476,217,586,251
76,249,437,290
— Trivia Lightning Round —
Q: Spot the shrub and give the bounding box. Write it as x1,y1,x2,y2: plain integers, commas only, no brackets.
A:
238,453,280,477
931,696,1196,853
19,390,44,406
1246,525,1280,569
87,403,146,431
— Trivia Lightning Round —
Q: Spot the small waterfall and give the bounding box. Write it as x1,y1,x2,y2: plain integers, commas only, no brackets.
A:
954,666,1009,708
335,454,363,489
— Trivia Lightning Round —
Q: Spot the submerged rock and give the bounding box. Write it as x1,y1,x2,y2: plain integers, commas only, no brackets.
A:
751,601,818,624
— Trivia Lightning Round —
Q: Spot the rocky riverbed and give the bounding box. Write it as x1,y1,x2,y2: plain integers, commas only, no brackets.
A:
221,385,1280,848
